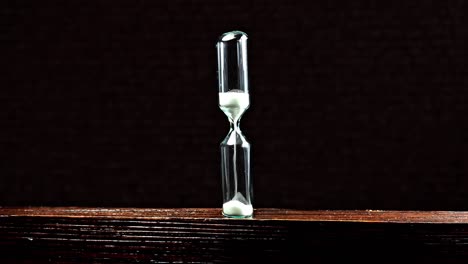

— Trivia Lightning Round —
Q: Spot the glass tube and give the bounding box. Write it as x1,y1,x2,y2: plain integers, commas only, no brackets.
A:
217,31,253,218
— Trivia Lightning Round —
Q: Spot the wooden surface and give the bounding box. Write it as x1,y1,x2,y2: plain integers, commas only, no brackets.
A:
1,208,468,263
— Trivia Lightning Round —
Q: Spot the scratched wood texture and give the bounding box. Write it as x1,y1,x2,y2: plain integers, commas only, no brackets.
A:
1,208,468,263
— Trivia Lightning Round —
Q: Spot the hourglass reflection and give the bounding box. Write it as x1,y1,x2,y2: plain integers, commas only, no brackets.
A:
217,31,253,218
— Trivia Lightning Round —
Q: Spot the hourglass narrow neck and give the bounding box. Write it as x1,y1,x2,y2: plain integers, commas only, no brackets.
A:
224,117,248,146
230,118,242,132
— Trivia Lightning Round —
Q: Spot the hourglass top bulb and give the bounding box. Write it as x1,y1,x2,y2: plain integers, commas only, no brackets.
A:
217,31,249,94
217,31,250,124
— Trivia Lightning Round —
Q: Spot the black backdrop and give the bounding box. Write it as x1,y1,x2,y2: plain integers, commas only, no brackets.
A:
1,1,467,210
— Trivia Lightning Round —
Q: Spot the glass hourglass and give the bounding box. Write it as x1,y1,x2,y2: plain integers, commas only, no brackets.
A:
217,31,253,218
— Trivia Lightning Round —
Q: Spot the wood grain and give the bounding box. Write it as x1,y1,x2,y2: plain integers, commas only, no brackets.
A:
1,208,468,263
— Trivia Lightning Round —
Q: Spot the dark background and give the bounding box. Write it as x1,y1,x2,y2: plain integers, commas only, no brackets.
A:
1,1,467,210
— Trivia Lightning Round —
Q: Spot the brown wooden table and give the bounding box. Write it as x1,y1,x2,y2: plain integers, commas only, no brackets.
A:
1,208,468,263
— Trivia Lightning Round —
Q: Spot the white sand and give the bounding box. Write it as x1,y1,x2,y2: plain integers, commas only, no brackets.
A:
219,92,249,122
223,200,253,216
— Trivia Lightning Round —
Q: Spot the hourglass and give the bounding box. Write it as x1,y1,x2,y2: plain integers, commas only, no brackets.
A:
217,31,253,218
